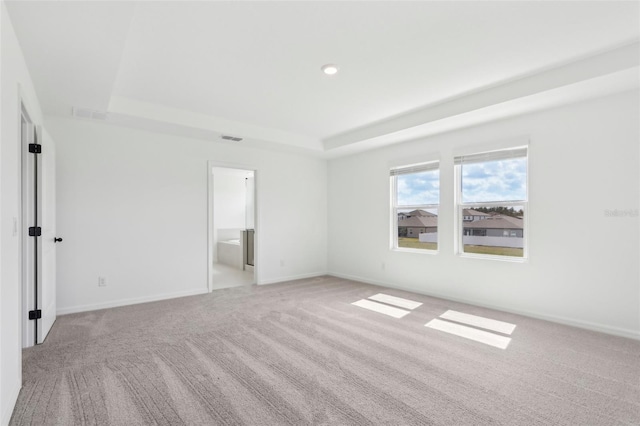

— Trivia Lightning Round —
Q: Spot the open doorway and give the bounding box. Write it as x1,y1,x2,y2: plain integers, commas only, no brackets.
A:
208,165,256,290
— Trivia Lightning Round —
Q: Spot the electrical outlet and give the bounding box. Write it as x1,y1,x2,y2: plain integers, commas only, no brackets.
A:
98,277,107,287
280,259,285,267
381,262,386,271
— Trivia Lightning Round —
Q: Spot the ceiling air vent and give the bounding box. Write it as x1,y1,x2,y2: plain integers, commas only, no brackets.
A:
221,135,243,142
72,107,108,121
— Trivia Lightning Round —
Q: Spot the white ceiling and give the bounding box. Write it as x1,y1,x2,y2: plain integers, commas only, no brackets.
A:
5,1,640,157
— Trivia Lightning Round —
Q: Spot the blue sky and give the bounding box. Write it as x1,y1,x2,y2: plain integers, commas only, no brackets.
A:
396,158,526,205
462,158,527,203
397,170,440,205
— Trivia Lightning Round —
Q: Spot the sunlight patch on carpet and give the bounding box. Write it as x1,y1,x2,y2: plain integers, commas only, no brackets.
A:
351,299,410,318
439,310,516,335
368,293,423,310
425,319,511,349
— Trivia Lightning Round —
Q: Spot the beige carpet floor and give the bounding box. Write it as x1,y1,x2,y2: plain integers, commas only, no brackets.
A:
10,276,640,425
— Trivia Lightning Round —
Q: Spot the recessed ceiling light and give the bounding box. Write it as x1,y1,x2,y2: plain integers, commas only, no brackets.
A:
321,64,339,75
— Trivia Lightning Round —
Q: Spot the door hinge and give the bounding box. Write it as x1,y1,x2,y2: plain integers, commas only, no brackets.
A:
28,310,42,320
28,227,42,237
28,143,42,154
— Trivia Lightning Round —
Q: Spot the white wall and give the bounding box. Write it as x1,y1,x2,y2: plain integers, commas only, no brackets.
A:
328,90,640,339
213,173,246,232
47,117,327,314
0,3,45,424
212,171,246,262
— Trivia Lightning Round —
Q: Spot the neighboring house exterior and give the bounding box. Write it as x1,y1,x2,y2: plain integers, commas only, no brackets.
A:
398,209,437,220
398,215,438,237
462,214,523,237
462,209,490,222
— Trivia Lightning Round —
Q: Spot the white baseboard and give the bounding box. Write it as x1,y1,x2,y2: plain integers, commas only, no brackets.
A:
57,287,209,316
328,271,640,341
258,271,327,285
1,379,21,426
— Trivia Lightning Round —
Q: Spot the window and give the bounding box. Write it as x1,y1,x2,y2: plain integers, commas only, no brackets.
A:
455,147,527,259
391,162,439,251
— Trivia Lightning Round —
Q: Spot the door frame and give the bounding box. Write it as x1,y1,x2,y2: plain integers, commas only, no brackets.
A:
207,160,259,292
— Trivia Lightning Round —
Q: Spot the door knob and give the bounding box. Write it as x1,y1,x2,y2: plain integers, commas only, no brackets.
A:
54,237,63,243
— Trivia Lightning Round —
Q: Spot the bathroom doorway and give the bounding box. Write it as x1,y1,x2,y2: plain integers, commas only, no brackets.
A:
208,165,256,291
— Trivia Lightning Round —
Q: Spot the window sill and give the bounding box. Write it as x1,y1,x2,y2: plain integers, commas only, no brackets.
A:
458,252,528,263
392,247,439,255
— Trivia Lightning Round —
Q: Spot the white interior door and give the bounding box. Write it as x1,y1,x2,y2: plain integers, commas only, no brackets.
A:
38,127,56,343
22,116,56,347
21,115,36,347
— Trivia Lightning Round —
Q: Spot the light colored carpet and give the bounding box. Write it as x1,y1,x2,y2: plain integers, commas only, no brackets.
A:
11,276,640,425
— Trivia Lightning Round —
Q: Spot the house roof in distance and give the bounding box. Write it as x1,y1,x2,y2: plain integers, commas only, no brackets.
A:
405,209,437,217
463,209,490,217
399,216,438,228
463,215,523,230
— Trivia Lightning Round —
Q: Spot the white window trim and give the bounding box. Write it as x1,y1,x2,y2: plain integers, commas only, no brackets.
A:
390,162,440,254
454,147,529,262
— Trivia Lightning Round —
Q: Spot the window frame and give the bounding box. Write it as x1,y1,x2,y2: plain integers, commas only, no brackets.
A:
454,146,529,262
390,161,440,254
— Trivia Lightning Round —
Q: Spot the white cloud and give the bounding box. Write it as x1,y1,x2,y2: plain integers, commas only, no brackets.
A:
462,158,526,202
397,170,440,205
